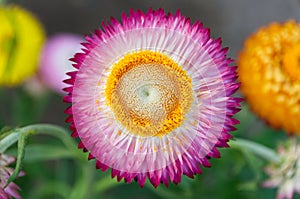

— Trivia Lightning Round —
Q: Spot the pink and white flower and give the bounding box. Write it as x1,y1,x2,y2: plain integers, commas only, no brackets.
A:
0,154,24,199
64,8,241,187
263,138,300,199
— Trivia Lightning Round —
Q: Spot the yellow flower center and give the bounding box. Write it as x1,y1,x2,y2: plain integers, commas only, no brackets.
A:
105,50,193,137
283,43,300,81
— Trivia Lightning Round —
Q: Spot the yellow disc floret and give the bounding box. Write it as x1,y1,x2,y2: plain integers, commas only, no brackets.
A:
238,20,300,134
0,5,45,86
104,50,193,137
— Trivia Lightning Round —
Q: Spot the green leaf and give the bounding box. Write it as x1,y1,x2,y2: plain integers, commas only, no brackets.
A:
8,144,77,162
25,145,75,162
69,163,94,199
237,181,258,191
94,173,120,193
29,181,71,199
0,126,13,141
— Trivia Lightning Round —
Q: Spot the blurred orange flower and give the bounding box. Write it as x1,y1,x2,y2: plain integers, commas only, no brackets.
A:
238,20,300,134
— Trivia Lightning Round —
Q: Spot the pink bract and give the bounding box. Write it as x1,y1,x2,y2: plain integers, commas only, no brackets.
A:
0,154,24,199
64,8,241,188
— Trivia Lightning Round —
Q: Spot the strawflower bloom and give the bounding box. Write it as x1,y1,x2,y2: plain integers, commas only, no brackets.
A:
64,8,241,187
0,154,23,199
263,138,300,199
0,5,45,86
238,20,300,134
39,33,83,94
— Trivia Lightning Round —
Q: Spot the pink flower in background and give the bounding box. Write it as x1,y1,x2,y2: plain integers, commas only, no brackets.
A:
64,8,241,187
0,154,24,199
263,139,300,199
39,33,83,94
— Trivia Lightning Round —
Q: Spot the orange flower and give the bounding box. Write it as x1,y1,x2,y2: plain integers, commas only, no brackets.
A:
238,20,300,134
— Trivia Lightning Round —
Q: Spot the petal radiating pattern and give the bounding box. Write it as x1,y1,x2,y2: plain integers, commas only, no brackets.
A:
64,8,241,187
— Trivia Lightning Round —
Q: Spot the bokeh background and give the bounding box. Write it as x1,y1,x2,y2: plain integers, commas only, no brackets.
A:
1,0,300,198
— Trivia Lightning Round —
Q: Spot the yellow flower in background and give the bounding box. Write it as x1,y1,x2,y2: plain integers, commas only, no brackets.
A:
238,20,300,134
0,5,45,86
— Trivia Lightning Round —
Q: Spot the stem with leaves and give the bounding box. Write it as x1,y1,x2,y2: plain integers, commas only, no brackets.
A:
230,138,281,164
0,124,85,187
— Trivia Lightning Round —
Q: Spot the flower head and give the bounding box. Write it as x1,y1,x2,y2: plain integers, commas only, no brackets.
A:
64,8,241,187
263,138,300,199
39,33,83,94
0,5,45,86
0,154,23,199
238,20,300,134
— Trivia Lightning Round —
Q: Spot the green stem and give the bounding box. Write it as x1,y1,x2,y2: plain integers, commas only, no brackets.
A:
1,123,89,194
0,124,84,161
69,163,93,199
0,123,94,198
230,138,281,163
